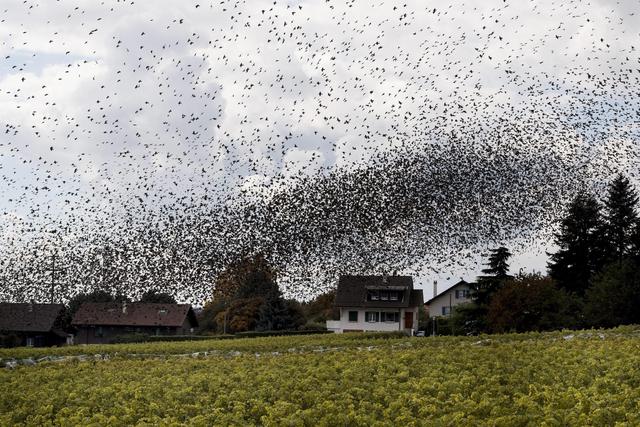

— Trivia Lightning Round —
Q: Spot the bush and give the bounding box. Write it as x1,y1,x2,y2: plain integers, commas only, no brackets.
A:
355,331,408,339
0,332,22,348
487,273,579,333
234,330,330,338
449,303,486,335
299,321,328,331
108,334,230,344
584,260,640,328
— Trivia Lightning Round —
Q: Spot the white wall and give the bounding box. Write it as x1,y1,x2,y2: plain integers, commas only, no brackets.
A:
327,307,417,333
427,285,472,318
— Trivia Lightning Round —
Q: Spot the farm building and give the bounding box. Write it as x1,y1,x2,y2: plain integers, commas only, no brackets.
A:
0,302,69,347
326,275,423,334
72,302,198,344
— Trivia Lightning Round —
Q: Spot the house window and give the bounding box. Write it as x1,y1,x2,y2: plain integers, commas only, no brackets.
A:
26,337,34,347
382,312,399,322
95,326,104,337
367,290,380,301
365,312,379,322
442,306,451,315
348,311,358,322
367,290,404,302
455,289,470,299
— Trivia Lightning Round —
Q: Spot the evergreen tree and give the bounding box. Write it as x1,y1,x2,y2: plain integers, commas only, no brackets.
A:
471,247,512,306
632,219,640,262
481,246,512,278
547,192,603,294
602,174,639,263
256,294,294,331
253,272,298,331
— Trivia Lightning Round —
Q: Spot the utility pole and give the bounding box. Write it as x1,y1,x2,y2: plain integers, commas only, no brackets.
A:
223,310,228,335
50,252,56,304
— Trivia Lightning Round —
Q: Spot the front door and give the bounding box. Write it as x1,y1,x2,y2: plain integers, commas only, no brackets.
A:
404,311,413,329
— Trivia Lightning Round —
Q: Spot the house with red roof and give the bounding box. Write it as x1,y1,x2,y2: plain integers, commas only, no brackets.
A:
72,302,198,344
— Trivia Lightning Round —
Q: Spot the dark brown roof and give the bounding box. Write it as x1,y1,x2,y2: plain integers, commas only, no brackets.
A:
334,275,422,308
425,280,473,305
72,303,198,327
0,303,64,333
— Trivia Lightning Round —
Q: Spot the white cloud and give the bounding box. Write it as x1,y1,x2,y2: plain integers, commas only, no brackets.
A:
0,0,638,284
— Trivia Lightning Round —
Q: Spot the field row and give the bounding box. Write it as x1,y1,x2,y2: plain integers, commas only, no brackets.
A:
1,327,640,425
3,326,639,362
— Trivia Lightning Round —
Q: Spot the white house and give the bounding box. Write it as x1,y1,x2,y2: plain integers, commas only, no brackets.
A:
326,275,424,334
425,280,473,318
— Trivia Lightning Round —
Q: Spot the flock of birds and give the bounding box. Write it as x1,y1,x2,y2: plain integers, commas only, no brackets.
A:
0,0,638,303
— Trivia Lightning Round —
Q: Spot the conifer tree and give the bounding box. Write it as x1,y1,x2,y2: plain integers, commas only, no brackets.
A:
547,192,603,294
472,246,512,306
481,246,512,279
602,174,639,263
631,219,640,262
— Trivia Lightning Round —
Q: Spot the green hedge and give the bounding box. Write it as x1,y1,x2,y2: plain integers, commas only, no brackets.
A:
233,330,330,338
107,330,329,344
108,334,235,344
0,333,22,348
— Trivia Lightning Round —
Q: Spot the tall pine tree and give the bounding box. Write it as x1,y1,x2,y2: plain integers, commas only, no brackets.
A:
472,246,512,306
480,247,512,279
602,174,639,263
547,192,603,294
631,219,640,262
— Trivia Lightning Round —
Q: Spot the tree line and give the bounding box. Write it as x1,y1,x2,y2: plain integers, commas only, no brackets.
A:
198,254,337,334
439,173,640,334
55,259,336,336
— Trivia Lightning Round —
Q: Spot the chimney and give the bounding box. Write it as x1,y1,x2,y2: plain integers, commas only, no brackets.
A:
122,302,128,314
433,280,438,298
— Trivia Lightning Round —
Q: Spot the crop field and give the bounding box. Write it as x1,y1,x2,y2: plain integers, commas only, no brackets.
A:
2,328,640,426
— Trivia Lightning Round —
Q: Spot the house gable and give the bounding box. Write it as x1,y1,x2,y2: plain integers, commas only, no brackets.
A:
334,275,422,309
0,303,65,333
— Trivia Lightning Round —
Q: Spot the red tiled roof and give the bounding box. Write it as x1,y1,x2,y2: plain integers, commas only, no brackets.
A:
71,302,197,327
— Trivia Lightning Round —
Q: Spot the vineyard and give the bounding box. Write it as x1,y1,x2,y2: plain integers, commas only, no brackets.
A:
2,328,640,426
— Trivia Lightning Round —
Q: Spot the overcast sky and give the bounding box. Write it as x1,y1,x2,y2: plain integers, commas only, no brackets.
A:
1,0,639,299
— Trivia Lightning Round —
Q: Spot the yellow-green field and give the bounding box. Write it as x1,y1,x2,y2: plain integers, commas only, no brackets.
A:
2,328,640,426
